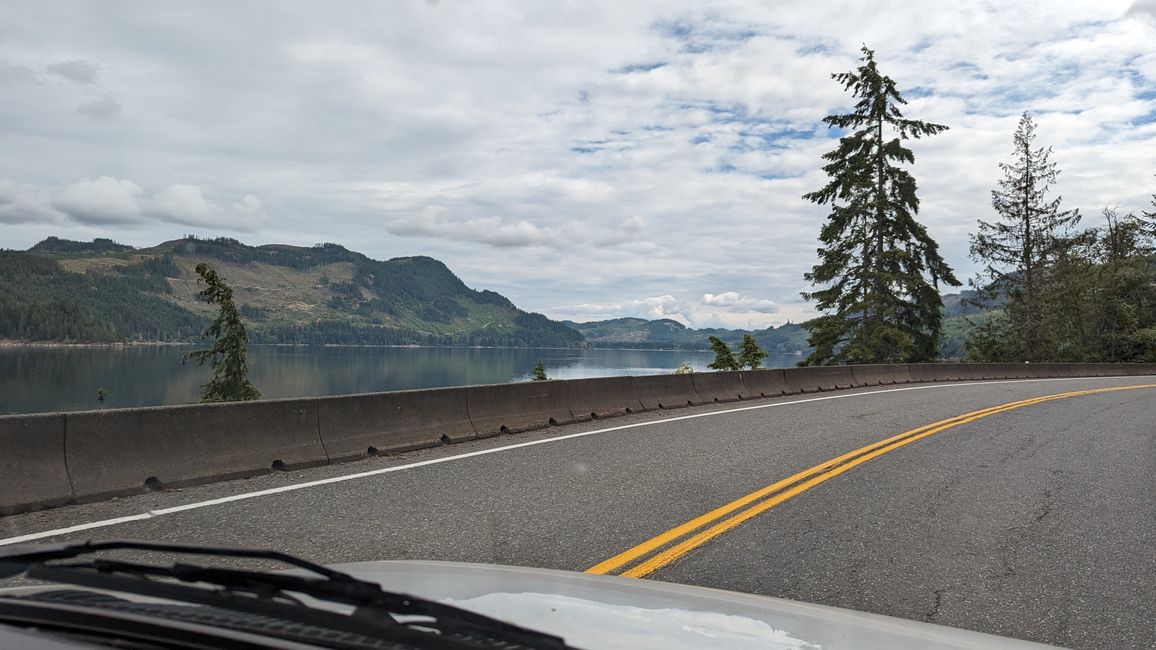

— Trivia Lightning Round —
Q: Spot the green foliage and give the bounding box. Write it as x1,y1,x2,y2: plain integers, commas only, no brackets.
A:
967,203,1156,362
737,334,768,370
673,361,693,374
530,359,548,381
969,112,1081,361
182,263,260,402
707,336,741,371
801,46,959,366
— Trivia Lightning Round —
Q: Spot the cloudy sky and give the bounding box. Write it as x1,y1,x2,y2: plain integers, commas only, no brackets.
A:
2,1,1155,328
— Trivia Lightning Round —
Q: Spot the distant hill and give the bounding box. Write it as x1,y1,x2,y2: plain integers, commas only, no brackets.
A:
562,317,811,353
30,236,135,255
939,288,1004,359
565,289,1001,358
0,236,582,347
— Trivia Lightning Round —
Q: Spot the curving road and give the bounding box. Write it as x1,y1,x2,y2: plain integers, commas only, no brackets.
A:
2,376,1154,648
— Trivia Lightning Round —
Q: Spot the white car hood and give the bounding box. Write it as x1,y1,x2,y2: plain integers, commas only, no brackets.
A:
330,560,1062,650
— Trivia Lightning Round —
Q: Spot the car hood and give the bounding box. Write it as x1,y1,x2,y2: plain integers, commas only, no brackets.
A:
329,560,1061,650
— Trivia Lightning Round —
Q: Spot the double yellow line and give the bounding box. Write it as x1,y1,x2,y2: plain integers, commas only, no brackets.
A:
586,383,1156,579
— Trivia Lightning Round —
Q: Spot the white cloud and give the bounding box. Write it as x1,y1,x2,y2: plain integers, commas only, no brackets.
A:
0,179,60,224
701,291,777,313
549,295,686,323
147,185,265,231
32,176,264,231
52,176,144,224
385,206,568,248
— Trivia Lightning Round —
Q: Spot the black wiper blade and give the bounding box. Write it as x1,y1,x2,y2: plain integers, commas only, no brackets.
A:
0,539,348,579
0,540,571,650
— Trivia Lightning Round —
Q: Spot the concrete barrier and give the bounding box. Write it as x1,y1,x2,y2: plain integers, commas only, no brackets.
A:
317,387,473,460
66,399,328,502
905,363,960,382
950,363,992,380
1123,363,1156,376
1035,363,1069,378
982,363,1022,379
631,374,707,410
466,381,577,437
11,361,1156,516
784,366,857,393
565,376,644,421
742,369,794,397
0,413,73,515
1089,363,1119,377
851,364,915,386
691,371,749,403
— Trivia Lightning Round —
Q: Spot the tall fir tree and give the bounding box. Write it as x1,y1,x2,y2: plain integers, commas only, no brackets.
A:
801,46,959,366
182,263,260,402
968,112,1080,361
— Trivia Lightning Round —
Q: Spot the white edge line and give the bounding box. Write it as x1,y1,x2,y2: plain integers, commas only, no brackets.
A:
2,376,1152,547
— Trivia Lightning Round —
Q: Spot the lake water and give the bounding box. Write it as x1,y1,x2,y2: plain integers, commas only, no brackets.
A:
1,345,803,415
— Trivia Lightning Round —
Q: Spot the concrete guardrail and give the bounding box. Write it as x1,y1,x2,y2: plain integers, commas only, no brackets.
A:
691,371,749,403
316,386,473,461
65,399,328,505
2,362,1151,515
565,376,644,421
630,374,707,410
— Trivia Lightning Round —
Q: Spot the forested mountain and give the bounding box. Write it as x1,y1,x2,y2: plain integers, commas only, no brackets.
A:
0,236,582,347
562,317,811,353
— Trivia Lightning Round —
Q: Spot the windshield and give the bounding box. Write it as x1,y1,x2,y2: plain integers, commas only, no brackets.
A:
2,3,1155,650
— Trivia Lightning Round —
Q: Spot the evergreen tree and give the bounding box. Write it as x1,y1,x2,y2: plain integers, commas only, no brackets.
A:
182,263,260,402
801,46,959,366
1086,207,1156,361
968,112,1080,361
530,359,548,381
737,334,768,370
707,336,741,371
1144,177,1156,235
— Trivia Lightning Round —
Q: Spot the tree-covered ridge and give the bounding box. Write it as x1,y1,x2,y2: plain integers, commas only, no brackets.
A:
29,236,135,255
0,251,205,342
1,236,582,347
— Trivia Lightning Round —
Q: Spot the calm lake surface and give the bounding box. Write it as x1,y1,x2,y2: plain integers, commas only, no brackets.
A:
2,345,802,415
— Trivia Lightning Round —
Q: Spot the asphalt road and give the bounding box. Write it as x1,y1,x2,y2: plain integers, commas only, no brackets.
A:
2,376,1154,648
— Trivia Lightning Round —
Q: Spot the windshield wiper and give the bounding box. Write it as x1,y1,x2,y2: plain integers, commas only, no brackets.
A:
0,540,571,650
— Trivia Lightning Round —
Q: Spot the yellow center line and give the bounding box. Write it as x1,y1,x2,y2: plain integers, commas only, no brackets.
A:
587,383,1156,579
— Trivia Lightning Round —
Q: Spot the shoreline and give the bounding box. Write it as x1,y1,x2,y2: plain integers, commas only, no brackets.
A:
0,340,806,354
0,340,191,349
